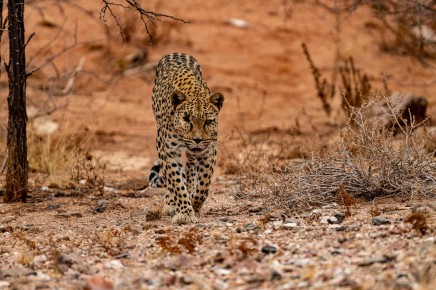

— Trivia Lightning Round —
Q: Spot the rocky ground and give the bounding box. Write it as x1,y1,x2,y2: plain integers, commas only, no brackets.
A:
0,179,435,289
0,0,435,289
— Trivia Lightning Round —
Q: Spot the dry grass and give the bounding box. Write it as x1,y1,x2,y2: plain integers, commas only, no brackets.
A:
241,101,436,213
217,126,308,176
27,124,99,189
302,42,389,119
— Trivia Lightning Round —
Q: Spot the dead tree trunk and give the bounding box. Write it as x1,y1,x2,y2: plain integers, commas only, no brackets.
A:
4,0,28,202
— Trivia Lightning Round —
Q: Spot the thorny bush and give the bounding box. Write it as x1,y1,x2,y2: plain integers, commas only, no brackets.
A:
242,100,436,213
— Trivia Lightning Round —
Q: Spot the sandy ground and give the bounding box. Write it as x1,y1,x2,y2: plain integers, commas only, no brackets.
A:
0,0,435,289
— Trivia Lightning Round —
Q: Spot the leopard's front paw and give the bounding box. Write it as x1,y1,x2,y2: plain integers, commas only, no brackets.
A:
172,211,198,224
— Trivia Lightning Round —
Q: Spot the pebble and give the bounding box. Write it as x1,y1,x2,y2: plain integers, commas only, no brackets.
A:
105,260,123,269
372,217,390,225
283,222,299,229
55,212,83,218
271,270,282,281
95,200,107,213
288,258,312,266
261,245,277,254
243,223,259,231
180,275,194,285
320,216,336,224
0,281,11,288
273,220,283,230
333,213,345,223
215,268,231,275
357,255,395,266
46,204,60,210
32,254,47,266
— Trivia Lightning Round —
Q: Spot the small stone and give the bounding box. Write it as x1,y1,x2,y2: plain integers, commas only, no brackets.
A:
115,253,130,259
248,206,263,213
95,200,107,213
271,270,282,281
320,216,335,224
180,275,194,285
46,204,60,210
372,216,390,225
243,223,259,231
331,248,343,255
215,268,231,275
327,216,338,224
0,281,11,288
283,222,299,229
284,218,300,225
272,220,283,230
3,267,36,278
155,229,165,234
55,212,82,218
333,213,345,223
236,227,242,233
34,271,51,281
32,254,47,266
105,260,123,269
261,245,277,254
288,258,312,266
357,255,395,267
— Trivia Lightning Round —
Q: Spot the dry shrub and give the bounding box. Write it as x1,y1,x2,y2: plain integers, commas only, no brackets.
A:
302,42,388,118
228,236,258,259
156,228,203,254
369,0,436,60
27,126,92,181
405,212,428,236
336,184,357,217
243,101,436,213
218,126,306,176
70,148,106,194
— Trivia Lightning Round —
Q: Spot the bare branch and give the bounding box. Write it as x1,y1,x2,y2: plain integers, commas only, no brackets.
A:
100,0,189,43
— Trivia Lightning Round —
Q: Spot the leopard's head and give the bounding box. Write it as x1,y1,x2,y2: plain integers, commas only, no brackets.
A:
171,89,224,154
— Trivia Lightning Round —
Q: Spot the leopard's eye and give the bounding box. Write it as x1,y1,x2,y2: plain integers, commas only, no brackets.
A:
205,119,214,125
183,114,190,122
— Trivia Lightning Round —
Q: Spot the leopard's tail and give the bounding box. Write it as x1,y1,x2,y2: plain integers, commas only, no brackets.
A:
148,160,165,188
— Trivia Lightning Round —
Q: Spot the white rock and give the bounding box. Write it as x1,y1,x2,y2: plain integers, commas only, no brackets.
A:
32,254,47,266
34,271,51,281
273,221,283,230
105,259,123,269
0,281,11,288
215,268,231,275
283,222,299,229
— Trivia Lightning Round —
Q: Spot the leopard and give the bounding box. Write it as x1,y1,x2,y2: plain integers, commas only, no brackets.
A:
148,52,224,224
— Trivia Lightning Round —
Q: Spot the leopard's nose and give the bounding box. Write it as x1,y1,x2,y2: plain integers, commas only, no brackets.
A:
193,137,202,144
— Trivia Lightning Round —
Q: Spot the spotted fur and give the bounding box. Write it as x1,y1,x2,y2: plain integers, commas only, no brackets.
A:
149,53,224,224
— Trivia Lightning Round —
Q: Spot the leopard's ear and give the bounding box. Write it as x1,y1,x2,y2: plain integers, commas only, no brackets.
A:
210,92,224,110
171,90,187,109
